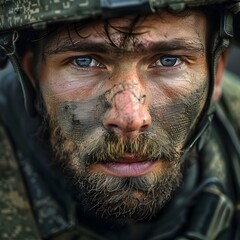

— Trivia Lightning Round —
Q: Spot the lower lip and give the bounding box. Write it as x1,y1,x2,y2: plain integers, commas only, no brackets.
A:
99,161,157,177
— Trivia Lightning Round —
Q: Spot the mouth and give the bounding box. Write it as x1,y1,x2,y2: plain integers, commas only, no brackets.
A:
89,153,159,177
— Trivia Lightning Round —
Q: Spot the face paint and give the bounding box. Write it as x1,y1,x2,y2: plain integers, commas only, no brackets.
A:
56,98,104,141
150,81,208,147
47,107,183,222
54,80,179,166
43,78,183,222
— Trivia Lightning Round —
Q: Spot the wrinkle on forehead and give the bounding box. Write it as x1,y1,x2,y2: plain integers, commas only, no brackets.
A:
42,9,206,54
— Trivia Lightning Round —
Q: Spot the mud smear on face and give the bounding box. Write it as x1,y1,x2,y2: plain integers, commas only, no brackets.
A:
50,120,183,222
150,81,208,147
42,78,207,222
54,92,179,167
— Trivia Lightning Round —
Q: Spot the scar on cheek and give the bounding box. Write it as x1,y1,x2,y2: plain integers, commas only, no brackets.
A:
104,82,146,106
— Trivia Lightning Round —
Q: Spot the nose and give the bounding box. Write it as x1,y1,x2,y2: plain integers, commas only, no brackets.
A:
103,82,151,137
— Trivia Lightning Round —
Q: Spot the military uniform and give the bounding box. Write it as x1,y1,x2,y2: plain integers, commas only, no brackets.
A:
0,63,239,240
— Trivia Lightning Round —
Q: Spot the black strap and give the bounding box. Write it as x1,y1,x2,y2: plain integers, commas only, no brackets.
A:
0,31,36,116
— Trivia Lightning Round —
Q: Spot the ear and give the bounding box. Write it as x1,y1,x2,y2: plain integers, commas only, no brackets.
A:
21,51,37,88
212,50,228,102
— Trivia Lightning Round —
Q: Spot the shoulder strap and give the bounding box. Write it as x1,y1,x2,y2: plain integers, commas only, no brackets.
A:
0,124,41,240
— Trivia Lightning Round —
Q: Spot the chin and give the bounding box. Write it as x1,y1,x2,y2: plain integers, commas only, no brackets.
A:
71,166,183,223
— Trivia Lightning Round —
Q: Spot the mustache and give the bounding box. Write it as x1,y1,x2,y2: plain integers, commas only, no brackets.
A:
83,131,179,167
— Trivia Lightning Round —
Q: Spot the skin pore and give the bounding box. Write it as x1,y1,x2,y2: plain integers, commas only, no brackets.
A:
23,10,212,222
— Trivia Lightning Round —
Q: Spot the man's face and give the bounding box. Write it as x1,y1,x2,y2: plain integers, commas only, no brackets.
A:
33,10,208,221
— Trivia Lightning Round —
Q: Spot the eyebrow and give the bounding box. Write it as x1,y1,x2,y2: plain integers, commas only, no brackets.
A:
44,38,205,56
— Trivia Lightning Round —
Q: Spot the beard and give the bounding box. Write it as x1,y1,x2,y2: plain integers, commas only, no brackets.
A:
35,84,205,223
41,113,184,223
75,169,182,223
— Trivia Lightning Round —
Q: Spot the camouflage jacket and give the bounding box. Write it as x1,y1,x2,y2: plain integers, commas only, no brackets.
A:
0,66,239,240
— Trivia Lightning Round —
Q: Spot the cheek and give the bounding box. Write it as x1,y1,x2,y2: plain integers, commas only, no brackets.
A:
38,64,108,118
53,99,105,141
149,75,208,145
39,61,108,99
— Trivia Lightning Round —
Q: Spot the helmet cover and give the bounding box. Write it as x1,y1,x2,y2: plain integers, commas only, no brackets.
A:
0,0,237,31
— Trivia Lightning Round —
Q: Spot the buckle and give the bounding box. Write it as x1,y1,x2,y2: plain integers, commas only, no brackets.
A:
182,188,234,240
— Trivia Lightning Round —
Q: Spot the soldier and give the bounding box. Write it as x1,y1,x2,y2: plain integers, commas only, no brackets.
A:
0,1,239,239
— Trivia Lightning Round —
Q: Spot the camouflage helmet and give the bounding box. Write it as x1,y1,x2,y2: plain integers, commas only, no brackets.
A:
0,0,239,32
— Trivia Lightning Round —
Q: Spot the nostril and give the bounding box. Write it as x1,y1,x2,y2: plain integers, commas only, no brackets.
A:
140,124,149,132
103,105,152,135
106,123,119,130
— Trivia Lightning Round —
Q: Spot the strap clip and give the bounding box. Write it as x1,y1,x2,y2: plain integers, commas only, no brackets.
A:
182,188,234,240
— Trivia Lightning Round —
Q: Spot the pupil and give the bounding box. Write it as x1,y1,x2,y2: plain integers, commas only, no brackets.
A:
76,57,91,67
161,57,177,66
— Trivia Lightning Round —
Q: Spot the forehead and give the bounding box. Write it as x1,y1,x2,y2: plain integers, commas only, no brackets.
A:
43,10,207,52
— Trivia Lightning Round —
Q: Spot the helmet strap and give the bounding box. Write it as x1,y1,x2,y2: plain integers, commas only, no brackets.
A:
0,31,36,116
180,10,233,163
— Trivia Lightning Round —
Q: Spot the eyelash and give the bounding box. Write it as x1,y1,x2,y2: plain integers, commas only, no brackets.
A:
71,56,104,68
69,55,183,70
150,56,183,68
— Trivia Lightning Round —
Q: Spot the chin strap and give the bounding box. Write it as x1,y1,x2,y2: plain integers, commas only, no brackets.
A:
0,31,36,117
176,10,239,240
180,10,233,164
175,13,236,239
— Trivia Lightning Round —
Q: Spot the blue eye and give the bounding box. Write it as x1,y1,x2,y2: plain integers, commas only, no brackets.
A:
72,57,102,68
160,57,177,66
74,57,92,67
153,56,182,67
